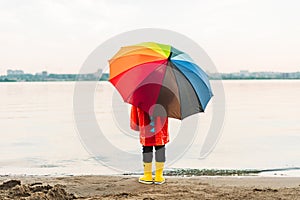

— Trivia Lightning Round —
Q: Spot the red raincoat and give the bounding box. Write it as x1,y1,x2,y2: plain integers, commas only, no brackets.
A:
130,106,169,146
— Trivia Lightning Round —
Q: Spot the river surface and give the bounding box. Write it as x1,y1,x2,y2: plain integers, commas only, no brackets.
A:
0,80,299,176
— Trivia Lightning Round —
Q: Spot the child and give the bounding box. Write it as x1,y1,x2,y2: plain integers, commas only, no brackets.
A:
130,105,169,184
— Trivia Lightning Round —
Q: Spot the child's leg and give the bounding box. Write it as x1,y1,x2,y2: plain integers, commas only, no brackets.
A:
154,145,165,184
142,146,153,163
154,145,165,162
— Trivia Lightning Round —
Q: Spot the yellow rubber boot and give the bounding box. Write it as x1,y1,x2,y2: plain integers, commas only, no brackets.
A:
139,162,153,184
154,162,165,184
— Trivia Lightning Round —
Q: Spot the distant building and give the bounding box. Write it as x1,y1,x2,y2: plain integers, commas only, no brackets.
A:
42,71,48,77
96,69,102,76
240,70,249,74
239,70,250,78
7,69,24,75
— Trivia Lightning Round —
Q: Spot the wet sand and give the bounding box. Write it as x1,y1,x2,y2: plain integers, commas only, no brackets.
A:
1,175,300,199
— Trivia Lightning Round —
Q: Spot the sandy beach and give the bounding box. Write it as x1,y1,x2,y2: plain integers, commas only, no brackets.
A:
1,175,300,199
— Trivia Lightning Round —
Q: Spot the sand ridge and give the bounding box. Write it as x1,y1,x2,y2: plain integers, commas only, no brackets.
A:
0,175,300,199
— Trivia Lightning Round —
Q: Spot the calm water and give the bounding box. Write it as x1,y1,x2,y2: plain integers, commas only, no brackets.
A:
0,80,300,176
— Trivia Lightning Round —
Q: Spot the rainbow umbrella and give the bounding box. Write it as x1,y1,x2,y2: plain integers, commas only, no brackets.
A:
109,42,213,120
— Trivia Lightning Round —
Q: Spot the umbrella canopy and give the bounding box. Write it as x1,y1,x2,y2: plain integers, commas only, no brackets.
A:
109,42,213,120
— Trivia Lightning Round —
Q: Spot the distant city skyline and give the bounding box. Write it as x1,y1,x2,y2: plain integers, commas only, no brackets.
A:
1,67,300,76
0,0,299,75
1,67,299,76
2,68,299,82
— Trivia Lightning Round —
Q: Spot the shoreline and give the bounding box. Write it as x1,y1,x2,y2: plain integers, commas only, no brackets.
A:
2,167,300,177
1,175,300,199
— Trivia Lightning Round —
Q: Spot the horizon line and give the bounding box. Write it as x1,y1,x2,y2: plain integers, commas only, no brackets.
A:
1,69,300,76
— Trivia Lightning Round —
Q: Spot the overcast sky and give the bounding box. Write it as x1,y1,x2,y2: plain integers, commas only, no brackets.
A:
0,0,299,75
